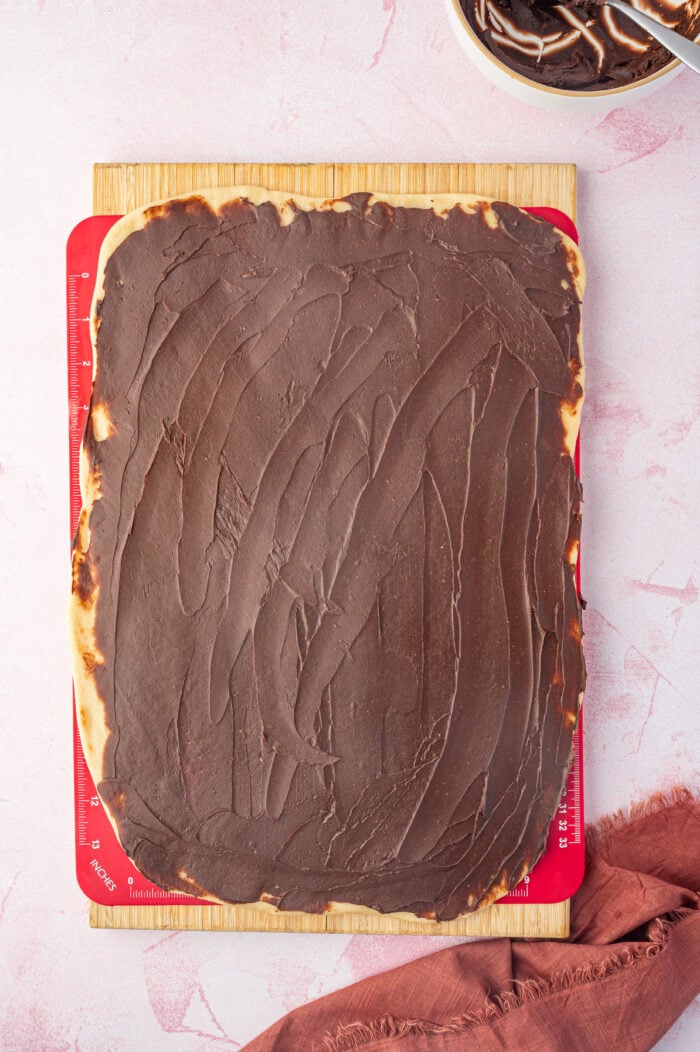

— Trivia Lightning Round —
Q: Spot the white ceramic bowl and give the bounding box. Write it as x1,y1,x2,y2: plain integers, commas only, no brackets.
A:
445,0,681,112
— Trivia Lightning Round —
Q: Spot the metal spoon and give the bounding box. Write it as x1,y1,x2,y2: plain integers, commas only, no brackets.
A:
605,0,700,74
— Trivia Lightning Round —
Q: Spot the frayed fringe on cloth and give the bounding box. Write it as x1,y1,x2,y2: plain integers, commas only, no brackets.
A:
318,787,699,1052
318,913,691,1051
585,785,698,855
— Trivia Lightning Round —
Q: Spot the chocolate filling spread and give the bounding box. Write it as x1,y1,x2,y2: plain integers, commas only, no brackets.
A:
462,0,700,91
80,193,585,919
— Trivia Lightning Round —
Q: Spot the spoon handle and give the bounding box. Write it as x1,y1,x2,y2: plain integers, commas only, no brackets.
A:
606,0,700,75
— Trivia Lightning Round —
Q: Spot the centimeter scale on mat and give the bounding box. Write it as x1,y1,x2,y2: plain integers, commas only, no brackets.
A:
68,211,584,911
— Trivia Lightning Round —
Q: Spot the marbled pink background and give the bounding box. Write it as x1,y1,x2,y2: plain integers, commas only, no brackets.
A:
0,2,698,1048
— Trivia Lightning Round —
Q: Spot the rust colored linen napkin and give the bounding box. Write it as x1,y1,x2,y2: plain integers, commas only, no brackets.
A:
243,789,699,1051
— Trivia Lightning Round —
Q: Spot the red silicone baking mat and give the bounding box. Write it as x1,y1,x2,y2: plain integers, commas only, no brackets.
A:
68,209,585,908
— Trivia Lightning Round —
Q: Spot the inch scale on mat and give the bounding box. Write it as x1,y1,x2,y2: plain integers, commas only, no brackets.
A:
503,719,584,903
66,268,92,537
558,730,583,849
67,214,585,908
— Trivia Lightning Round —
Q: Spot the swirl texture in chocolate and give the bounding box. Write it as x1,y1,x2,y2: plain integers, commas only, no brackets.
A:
71,190,585,920
462,0,700,90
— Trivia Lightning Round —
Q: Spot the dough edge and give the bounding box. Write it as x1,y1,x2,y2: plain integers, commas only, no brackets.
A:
69,184,585,919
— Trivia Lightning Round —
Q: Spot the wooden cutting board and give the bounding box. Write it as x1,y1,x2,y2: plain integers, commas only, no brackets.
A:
89,161,576,939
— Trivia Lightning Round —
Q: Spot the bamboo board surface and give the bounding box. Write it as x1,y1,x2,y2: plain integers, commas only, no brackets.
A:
94,162,575,218
89,161,576,939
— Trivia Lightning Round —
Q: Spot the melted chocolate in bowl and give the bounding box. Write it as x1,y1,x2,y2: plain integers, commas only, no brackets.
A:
461,0,700,90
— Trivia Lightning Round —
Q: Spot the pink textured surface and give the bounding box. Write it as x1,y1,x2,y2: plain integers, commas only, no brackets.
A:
0,2,697,1048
